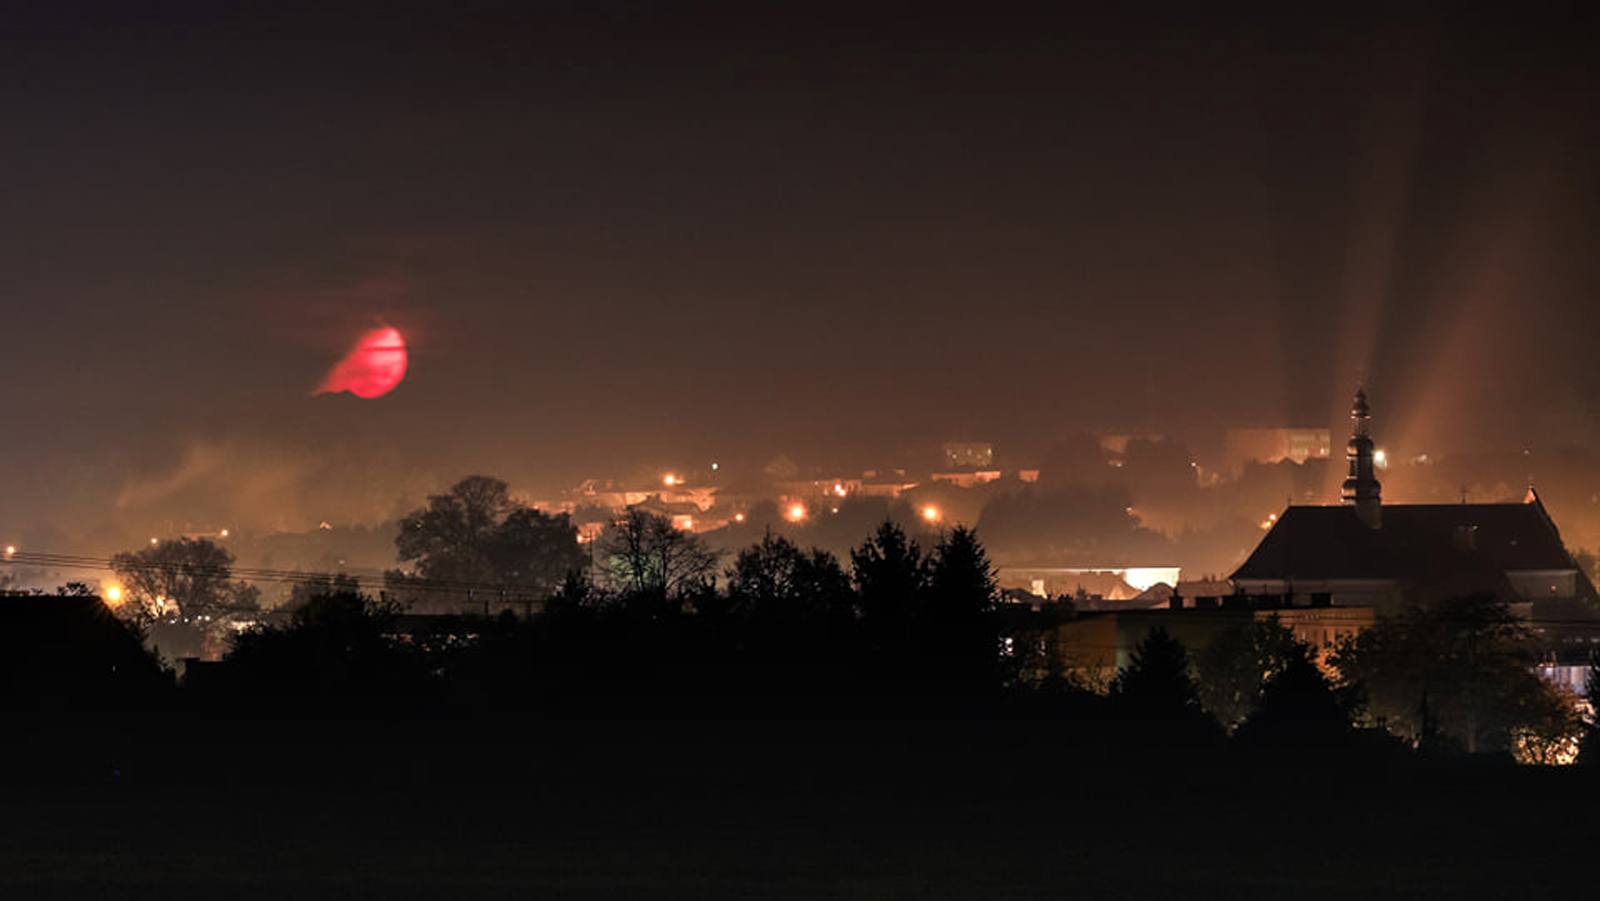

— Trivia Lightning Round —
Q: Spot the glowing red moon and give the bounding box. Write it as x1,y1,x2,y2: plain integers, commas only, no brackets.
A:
314,326,408,398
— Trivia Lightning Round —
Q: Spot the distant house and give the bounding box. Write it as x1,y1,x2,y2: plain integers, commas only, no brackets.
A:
631,496,717,532
1230,390,1596,616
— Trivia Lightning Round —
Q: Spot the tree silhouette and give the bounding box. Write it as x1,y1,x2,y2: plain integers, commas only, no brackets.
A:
598,508,720,601
224,586,426,695
851,520,928,626
924,526,1000,686
727,530,851,623
285,573,362,611
974,484,1172,566
109,537,258,626
1111,627,1222,745
1579,655,1600,765
390,475,584,610
926,527,998,616
1234,645,1353,748
1194,616,1304,732
487,507,589,594
1330,594,1555,754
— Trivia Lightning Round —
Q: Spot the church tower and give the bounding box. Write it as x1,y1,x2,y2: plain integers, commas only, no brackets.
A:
1341,388,1382,528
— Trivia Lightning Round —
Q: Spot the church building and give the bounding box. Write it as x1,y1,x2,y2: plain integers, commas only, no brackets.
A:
1230,390,1594,616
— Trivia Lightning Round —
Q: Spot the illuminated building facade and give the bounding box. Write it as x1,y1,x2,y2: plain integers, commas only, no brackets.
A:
941,442,995,469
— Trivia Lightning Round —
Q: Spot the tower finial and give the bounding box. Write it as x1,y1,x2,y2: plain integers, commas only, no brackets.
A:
1342,386,1382,528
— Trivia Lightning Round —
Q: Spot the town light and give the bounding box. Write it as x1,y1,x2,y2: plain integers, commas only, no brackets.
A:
922,505,940,523
785,503,807,522
734,513,746,523
150,537,159,546
219,528,229,538
663,474,679,487
1374,449,1388,469
3,545,13,557
106,586,123,604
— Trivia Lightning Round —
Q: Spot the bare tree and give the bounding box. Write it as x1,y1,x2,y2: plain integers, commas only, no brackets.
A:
598,508,720,598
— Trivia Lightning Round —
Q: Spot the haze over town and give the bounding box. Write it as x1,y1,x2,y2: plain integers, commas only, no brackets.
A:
3,5,1598,579
10,7,1600,899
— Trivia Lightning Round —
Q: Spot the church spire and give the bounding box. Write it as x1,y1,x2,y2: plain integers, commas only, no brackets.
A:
1341,387,1382,528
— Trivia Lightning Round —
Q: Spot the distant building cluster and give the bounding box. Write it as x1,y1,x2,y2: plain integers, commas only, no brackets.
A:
1036,390,1600,691
538,442,1034,538
1223,427,1332,471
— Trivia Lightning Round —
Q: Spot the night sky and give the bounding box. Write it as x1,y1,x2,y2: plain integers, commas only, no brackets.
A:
3,3,1597,545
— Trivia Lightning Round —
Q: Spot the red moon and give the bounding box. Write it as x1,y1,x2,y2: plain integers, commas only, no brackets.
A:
314,326,408,398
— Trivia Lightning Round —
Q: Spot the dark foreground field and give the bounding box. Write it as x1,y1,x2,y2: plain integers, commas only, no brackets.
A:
3,704,1595,901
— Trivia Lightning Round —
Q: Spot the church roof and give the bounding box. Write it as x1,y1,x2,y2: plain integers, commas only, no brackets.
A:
1230,499,1576,583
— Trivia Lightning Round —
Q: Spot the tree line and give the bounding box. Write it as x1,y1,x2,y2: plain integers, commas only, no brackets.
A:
90,475,1600,765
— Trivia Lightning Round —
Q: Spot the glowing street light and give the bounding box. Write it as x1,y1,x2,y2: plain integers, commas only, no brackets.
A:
1374,449,1388,469
105,586,123,604
734,513,746,523
922,505,941,523
785,503,807,523
3,545,14,557
663,474,680,487
150,537,159,546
